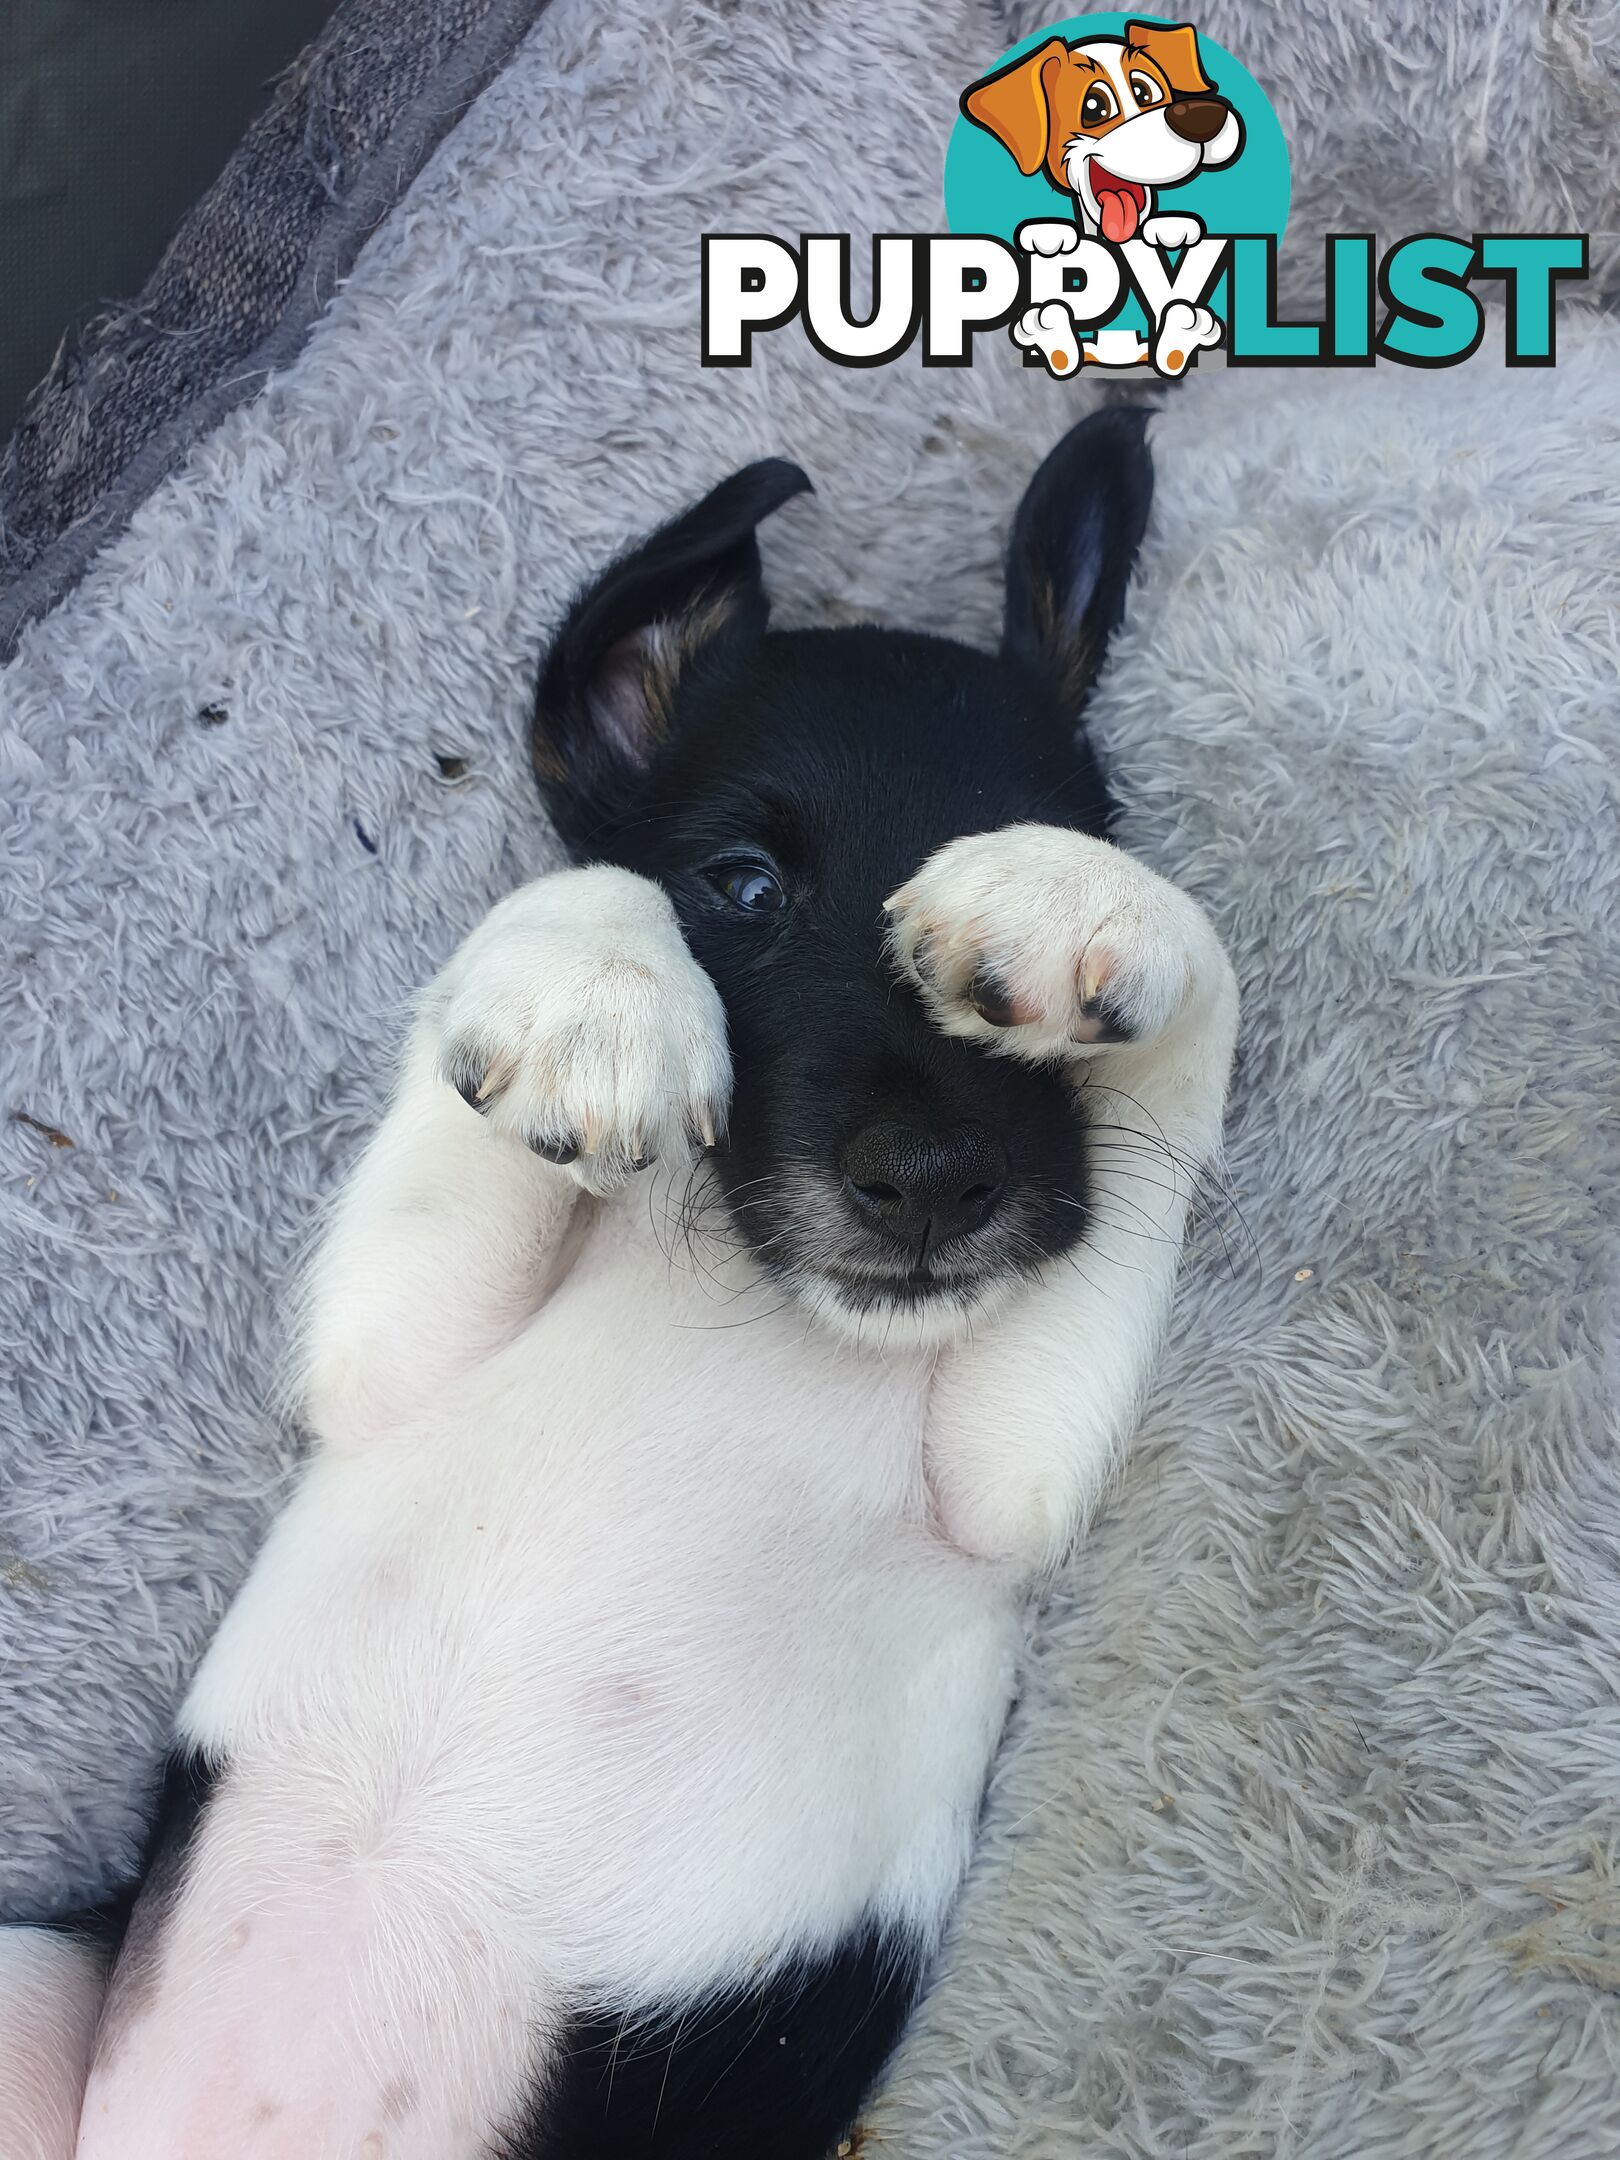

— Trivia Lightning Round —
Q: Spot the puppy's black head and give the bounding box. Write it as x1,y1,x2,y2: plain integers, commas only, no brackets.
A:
533,412,1152,1342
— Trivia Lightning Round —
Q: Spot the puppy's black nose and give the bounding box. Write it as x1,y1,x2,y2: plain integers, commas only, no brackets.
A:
1164,95,1229,144
842,1120,1008,1259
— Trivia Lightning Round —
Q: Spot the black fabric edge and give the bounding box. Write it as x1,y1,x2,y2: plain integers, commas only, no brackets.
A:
0,0,554,664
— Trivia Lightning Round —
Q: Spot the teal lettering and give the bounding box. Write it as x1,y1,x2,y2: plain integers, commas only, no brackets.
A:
1377,236,1481,365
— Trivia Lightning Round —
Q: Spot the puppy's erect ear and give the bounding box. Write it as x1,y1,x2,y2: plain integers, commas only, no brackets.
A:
1125,20,1213,98
961,38,1071,177
533,459,812,849
1002,408,1153,716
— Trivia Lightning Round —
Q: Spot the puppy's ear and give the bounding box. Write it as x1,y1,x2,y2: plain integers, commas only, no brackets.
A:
961,37,1070,177
1124,20,1212,97
533,459,811,848
1002,408,1153,715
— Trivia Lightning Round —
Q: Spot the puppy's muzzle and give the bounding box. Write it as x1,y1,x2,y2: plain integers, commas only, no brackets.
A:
842,1118,1007,1264
1164,96,1230,144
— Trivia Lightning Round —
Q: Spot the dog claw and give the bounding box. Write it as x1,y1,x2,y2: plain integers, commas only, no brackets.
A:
907,930,941,992
696,1108,718,1150
967,969,1023,1029
449,1048,505,1112
529,1133,580,1165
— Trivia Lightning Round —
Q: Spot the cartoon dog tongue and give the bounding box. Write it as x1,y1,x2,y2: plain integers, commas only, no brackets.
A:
1096,185,1139,244
1088,164,1144,243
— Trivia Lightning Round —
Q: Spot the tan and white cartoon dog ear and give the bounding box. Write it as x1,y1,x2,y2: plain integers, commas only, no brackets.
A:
961,38,1070,177
1124,19,1213,97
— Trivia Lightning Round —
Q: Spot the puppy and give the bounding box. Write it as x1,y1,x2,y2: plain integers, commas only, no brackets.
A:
963,19,1244,248
1,412,1237,2160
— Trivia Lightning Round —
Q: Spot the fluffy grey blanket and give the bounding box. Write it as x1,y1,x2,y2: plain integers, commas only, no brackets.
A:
3,0,1618,2151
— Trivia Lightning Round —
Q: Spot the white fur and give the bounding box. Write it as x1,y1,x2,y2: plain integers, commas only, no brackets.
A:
0,1930,103,2160
297,868,729,1448
69,843,1234,2150
886,827,1239,1562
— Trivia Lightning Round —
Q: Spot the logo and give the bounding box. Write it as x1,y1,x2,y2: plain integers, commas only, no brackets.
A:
702,14,1588,376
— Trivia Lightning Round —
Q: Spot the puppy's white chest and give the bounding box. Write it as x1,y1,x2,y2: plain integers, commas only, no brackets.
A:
182,1201,1016,1999
501,1194,939,1522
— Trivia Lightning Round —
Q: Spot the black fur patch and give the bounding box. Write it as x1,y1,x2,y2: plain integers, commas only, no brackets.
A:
495,1923,924,2158
38,1744,224,2077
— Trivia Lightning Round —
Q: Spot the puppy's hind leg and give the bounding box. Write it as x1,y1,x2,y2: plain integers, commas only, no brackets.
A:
298,865,730,1446
0,1926,104,2160
74,1745,556,2160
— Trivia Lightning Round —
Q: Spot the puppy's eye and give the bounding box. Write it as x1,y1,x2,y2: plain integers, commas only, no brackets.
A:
1129,72,1162,107
709,862,786,914
1080,85,1116,127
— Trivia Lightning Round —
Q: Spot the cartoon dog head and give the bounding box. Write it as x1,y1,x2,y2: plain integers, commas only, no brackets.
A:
962,20,1243,243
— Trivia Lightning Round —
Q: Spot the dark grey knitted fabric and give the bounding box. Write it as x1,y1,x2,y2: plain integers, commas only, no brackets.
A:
0,0,552,660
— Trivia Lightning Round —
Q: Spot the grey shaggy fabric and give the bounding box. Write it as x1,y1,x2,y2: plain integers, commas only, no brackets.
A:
6,0,1617,662
2,0,1618,2148
0,0,552,660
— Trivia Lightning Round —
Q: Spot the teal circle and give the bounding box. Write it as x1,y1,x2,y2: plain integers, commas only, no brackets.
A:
944,13,1290,252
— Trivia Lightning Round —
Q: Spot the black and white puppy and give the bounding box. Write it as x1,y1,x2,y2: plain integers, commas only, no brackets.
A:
3,411,1237,2159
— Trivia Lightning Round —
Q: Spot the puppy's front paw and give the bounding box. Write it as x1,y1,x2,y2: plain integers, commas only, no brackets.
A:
434,867,730,1192
886,823,1227,1063
930,1446,1071,1568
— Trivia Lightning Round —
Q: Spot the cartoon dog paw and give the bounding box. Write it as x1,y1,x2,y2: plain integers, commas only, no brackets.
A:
1153,299,1222,377
1140,212,1205,252
1016,219,1082,258
1012,300,1081,379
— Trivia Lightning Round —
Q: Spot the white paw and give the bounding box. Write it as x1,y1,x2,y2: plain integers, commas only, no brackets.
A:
433,867,730,1193
1140,212,1204,251
1153,299,1222,377
886,823,1227,1063
1012,300,1081,378
1016,219,1082,258
930,1449,1071,1567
